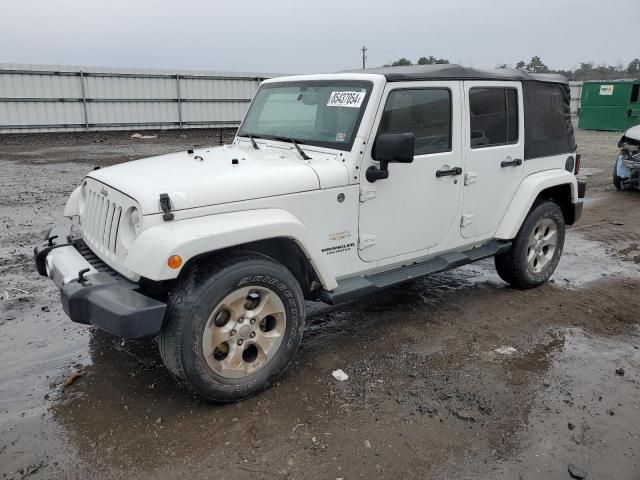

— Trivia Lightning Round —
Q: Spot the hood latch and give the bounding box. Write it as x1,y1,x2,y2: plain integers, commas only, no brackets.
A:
159,193,174,221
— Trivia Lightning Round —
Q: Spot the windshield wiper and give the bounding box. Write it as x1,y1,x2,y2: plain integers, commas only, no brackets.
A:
238,132,260,149
273,136,312,160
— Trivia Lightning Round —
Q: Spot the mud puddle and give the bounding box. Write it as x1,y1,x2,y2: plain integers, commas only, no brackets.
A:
455,230,640,289
479,327,640,479
4,277,637,479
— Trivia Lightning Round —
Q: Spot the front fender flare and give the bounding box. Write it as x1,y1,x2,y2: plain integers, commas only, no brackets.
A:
64,186,82,217
495,170,578,240
123,209,338,290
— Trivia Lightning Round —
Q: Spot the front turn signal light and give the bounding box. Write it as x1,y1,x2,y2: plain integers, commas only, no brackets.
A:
167,255,183,269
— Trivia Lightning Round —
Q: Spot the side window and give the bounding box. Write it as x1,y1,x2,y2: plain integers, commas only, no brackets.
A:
378,89,451,156
523,82,576,159
469,88,518,148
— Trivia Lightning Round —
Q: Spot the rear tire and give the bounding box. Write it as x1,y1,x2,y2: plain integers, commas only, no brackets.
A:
159,253,305,402
495,201,565,289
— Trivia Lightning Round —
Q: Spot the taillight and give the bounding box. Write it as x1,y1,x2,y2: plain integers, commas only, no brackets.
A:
574,153,581,175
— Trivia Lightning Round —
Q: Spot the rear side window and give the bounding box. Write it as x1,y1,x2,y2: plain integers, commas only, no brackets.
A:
469,88,518,148
378,88,451,156
523,82,576,159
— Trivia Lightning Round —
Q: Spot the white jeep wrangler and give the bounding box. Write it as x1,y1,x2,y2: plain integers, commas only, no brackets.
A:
35,65,586,402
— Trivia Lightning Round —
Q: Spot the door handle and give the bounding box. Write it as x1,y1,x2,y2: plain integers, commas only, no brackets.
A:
501,158,523,167
435,167,462,177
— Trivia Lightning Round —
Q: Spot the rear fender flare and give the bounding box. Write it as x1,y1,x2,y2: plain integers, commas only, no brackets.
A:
495,170,578,239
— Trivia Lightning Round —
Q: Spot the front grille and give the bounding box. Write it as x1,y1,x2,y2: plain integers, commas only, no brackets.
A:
82,188,123,256
78,178,139,281
74,239,120,278
75,239,138,288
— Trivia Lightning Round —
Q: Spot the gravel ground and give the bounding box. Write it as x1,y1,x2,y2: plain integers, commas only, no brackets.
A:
1,128,639,480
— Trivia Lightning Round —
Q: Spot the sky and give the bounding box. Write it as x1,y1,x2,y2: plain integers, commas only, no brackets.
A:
1,0,638,74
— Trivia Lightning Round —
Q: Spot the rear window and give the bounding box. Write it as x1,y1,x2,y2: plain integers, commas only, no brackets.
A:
469,88,518,148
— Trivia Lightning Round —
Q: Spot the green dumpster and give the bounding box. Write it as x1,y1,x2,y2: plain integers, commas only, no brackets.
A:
578,80,640,131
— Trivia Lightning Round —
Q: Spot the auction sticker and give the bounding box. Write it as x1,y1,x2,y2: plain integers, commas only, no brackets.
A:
327,90,366,108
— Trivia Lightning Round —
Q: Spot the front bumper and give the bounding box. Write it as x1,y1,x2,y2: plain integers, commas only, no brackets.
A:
615,156,640,188
34,225,166,339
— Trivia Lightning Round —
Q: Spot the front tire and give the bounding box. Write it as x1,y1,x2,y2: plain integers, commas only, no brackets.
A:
159,253,305,402
494,201,565,289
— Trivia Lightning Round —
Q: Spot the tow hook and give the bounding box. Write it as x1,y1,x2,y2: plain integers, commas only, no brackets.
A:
77,268,91,284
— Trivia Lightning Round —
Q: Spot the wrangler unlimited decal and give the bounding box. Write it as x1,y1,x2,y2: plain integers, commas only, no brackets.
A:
321,242,355,255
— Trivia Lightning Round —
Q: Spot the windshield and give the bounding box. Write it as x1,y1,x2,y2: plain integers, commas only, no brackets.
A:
238,80,373,151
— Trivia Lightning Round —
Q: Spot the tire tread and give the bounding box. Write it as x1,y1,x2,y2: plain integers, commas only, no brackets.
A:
494,201,565,289
158,252,304,401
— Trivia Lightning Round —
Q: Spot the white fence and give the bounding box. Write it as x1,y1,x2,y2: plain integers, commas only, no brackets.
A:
0,64,280,134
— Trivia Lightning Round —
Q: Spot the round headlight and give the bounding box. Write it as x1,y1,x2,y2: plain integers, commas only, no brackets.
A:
120,206,142,249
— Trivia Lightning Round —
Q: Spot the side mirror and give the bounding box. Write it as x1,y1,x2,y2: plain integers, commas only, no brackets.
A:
367,132,415,182
374,132,415,163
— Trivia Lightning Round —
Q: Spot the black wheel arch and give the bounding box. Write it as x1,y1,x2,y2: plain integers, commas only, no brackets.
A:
532,183,578,225
177,237,322,300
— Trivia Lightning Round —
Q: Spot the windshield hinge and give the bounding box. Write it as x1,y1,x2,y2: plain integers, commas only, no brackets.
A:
359,186,377,202
159,193,174,221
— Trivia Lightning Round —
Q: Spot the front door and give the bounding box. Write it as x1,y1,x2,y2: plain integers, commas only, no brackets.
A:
358,81,463,262
461,81,525,238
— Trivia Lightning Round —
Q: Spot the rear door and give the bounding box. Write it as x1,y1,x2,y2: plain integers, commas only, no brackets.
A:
461,82,524,238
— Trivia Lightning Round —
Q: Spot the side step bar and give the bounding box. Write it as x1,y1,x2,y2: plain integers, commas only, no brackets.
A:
320,240,511,305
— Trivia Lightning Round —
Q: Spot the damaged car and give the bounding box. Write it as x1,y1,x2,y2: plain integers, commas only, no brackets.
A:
613,124,640,190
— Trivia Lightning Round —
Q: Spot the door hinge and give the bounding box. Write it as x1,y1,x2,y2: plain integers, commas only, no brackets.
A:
359,186,377,202
460,214,474,227
464,172,478,186
358,234,376,250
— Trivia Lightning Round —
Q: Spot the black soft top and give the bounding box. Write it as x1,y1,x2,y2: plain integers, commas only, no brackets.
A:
352,64,568,84
347,64,575,160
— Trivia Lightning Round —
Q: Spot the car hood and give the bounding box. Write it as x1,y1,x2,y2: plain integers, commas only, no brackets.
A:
87,143,348,214
619,125,640,146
